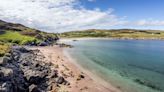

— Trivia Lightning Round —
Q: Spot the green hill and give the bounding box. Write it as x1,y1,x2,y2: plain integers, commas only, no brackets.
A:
0,20,59,45
60,29,164,39
0,20,58,56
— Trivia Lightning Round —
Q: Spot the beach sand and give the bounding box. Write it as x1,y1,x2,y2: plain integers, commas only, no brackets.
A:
31,46,121,92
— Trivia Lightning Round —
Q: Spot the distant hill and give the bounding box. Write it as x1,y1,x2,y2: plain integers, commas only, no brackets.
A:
60,29,164,39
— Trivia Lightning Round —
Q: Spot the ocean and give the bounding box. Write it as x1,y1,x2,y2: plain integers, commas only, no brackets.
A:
64,39,164,92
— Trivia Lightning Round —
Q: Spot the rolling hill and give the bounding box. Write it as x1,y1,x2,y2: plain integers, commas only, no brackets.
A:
0,20,58,56
60,29,164,39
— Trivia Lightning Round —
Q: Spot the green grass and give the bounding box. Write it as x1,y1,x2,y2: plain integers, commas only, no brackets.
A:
0,31,40,45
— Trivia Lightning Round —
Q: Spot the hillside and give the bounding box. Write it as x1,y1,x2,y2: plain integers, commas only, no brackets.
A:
60,29,164,39
0,20,59,56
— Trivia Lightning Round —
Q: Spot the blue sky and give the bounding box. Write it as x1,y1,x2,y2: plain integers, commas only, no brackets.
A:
0,0,164,32
81,0,164,21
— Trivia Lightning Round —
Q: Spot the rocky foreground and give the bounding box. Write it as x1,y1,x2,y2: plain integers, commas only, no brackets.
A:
0,47,69,92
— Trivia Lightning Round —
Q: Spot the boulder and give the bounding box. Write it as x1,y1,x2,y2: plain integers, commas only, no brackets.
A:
17,86,29,92
17,47,30,53
11,51,20,61
79,74,85,79
28,76,44,85
0,82,13,92
4,53,11,57
29,84,41,92
0,56,11,66
56,76,65,84
77,74,85,81
50,72,58,78
39,42,48,46
0,67,13,77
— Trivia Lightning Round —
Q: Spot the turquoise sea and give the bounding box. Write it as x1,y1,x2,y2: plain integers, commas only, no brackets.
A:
64,39,164,92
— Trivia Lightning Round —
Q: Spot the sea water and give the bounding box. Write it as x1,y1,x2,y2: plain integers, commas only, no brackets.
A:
64,39,164,92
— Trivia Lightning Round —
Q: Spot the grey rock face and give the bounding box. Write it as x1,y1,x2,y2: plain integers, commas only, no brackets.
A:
0,56,11,66
0,47,69,92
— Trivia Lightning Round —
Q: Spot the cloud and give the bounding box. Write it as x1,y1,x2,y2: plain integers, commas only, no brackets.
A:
134,20,164,26
0,0,126,32
0,0,163,32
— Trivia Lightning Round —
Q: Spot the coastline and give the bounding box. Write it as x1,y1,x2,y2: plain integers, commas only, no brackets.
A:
59,37,164,42
63,48,122,92
33,46,121,92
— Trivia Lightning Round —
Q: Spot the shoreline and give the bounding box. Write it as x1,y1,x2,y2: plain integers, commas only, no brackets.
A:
33,46,121,92
63,49,122,92
59,37,164,42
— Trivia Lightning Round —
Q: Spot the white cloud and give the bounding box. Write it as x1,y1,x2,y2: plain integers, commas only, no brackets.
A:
0,0,163,32
134,20,164,26
0,0,126,32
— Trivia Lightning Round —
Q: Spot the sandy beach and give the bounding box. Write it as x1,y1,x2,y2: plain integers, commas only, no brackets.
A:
31,46,121,92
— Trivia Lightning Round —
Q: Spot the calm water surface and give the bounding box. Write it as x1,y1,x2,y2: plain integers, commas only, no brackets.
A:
65,39,164,92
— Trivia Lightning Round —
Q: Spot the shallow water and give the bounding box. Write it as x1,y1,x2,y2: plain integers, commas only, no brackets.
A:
64,39,164,92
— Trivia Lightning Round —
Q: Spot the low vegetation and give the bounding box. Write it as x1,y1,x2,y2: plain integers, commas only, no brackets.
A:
0,31,40,45
60,29,164,39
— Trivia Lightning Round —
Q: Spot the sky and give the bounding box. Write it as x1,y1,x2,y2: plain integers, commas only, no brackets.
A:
0,0,164,32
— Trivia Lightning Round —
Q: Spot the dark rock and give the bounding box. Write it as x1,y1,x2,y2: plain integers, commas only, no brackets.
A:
17,86,29,92
50,72,58,78
77,74,85,81
22,62,28,66
63,81,70,86
15,47,30,53
56,77,65,84
79,74,85,79
0,56,11,66
39,42,48,46
11,51,20,61
28,76,44,85
59,43,74,48
13,55,20,61
0,82,13,92
47,85,53,91
0,47,69,92
73,40,78,41
29,84,41,92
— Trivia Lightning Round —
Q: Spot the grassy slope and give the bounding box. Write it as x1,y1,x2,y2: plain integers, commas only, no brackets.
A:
60,29,164,39
0,20,58,56
0,31,39,45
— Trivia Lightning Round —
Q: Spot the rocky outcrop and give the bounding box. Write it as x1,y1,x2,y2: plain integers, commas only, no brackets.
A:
0,47,69,92
59,43,74,48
